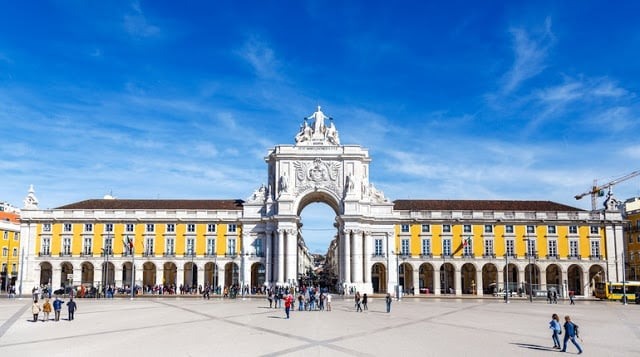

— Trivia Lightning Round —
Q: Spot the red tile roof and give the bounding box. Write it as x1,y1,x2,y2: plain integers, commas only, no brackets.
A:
56,199,244,210
0,211,20,223
393,200,584,212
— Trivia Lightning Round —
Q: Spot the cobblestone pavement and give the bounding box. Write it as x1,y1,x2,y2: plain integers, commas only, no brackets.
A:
0,296,638,356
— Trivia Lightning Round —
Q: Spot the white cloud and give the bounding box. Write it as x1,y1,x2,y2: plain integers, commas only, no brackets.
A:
237,36,280,79
123,1,160,38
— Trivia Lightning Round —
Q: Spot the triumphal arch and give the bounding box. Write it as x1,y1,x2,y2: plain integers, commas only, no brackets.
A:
242,106,396,294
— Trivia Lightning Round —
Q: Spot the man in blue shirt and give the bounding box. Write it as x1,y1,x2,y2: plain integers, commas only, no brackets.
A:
562,315,583,354
52,297,63,321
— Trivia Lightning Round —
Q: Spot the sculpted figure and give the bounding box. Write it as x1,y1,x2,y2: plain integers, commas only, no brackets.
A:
279,173,289,193
295,120,312,143
325,120,340,145
306,105,329,135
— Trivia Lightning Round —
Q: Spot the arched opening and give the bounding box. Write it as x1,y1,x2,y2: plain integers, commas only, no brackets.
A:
419,263,434,294
503,263,518,294
251,262,266,289
81,262,94,286
163,262,177,290
40,262,52,286
461,263,476,295
122,262,133,289
102,262,115,288
371,263,386,293
143,262,156,290
440,263,455,294
225,262,239,287
482,263,498,294
546,264,562,293
399,262,413,294
298,200,338,291
60,262,73,287
567,264,583,296
184,262,197,290
588,265,605,297
204,262,218,290
524,263,540,295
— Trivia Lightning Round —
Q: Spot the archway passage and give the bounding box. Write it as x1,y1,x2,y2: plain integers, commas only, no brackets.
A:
204,262,218,290
143,262,156,289
371,263,387,293
524,263,540,295
251,262,266,290
40,262,52,286
482,263,498,295
503,263,518,294
163,262,177,290
568,264,583,296
546,264,562,294
60,262,73,287
225,262,239,288
419,263,434,294
440,263,454,294
102,262,115,287
183,262,197,290
81,262,94,286
588,265,605,296
461,263,476,295
399,262,413,294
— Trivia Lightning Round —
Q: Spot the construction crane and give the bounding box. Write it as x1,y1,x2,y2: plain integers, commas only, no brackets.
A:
575,170,640,211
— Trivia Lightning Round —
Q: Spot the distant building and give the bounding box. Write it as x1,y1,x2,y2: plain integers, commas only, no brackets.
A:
623,197,640,281
0,201,20,292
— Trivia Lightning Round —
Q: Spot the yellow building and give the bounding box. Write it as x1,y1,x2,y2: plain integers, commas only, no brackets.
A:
623,197,640,281
0,202,20,293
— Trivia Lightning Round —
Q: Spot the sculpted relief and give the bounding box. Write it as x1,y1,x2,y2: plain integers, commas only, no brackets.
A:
293,158,342,194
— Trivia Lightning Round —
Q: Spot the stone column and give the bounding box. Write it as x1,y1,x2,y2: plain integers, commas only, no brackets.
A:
197,263,205,289
518,267,525,294
265,231,272,285
582,270,590,297
286,229,297,285
434,266,441,296
177,266,184,289
344,230,351,284
277,229,285,285
363,231,372,284
412,265,420,295
475,268,483,296
52,266,62,290
352,230,363,284
115,264,123,288
454,268,461,296
540,267,547,291
219,265,226,289
497,264,504,292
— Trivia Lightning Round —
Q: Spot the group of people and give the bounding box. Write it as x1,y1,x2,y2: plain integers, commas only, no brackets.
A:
549,314,583,354
31,296,77,322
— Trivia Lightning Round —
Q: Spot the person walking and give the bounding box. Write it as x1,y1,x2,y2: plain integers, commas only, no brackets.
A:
67,298,78,321
385,293,392,313
549,313,561,349
362,293,368,311
552,290,558,304
326,293,332,311
42,298,52,322
355,292,363,312
284,293,293,319
53,296,63,321
561,315,583,354
569,291,575,305
31,299,41,322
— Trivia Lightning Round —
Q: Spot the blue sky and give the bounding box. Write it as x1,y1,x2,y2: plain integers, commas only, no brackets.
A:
2,1,640,253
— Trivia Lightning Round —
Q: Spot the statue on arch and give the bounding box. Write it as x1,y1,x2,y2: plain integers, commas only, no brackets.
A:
306,105,330,135
295,120,312,143
325,119,340,145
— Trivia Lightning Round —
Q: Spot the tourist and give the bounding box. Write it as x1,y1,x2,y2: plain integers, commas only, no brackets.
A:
67,298,77,321
385,293,392,313
284,292,293,319
549,313,561,349
355,292,363,312
42,298,52,322
31,299,41,322
53,296,63,321
569,291,575,305
318,292,325,311
362,293,368,311
326,293,332,311
267,290,274,308
561,315,583,354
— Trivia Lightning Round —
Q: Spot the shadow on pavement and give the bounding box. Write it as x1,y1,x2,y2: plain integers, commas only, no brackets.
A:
511,342,556,352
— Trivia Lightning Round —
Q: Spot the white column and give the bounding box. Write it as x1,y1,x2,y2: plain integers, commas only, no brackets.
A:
475,268,483,296
277,229,285,285
518,267,526,293
412,266,419,294
344,230,351,284
540,267,547,291
353,230,363,284
177,266,184,289
434,266,441,296
265,231,272,285
53,266,62,289
582,270,590,297
197,263,205,288
286,229,297,285
454,268,461,296
363,231,372,284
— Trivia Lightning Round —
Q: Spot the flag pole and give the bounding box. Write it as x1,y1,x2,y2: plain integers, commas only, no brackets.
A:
130,235,135,300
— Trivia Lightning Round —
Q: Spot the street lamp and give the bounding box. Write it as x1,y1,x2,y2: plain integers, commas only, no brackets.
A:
524,235,538,303
504,252,509,303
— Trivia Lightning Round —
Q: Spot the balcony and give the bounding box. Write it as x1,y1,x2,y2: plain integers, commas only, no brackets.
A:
163,252,176,257
142,252,155,257
546,254,559,260
372,253,386,259
225,253,237,258
524,253,539,259
589,254,603,260
462,253,475,259
420,253,433,258
568,254,582,260
39,251,51,257
204,253,218,258
503,253,516,259
80,251,93,257
100,251,113,257
482,253,496,259
184,253,196,258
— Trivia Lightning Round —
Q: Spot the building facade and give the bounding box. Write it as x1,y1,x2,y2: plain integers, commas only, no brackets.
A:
0,201,20,292
18,107,626,297
623,197,640,281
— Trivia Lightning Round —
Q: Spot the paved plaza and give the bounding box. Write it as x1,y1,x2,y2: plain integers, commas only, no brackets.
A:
0,295,638,356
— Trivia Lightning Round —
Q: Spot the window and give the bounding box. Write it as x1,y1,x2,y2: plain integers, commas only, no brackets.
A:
569,240,579,257
166,238,175,255
526,225,535,234
105,223,113,232
590,226,599,234
64,223,72,232
14,232,19,240
186,237,195,256
146,224,155,233
401,224,410,233
227,238,236,255
443,238,451,256
255,238,263,257
421,239,431,255
526,239,536,256
228,224,237,233
11,263,16,272
463,237,473,256
42,238,51,255
421,224,430,233
442,224,451,233
484,239,494,256
83,237,92,255
12,248,17,257
166,224,175,233
43,224,51,232
84,223,93,232
505,225,514,234
374,239,383,256
62,237,72,255
463,225,472,233
206,238,216,256
484,225,493,233
126,224,135,232
3,231,6,239
187,224,196,233
104,237,113,255
547,225,556,234
207,224,216,233
548,240,558,257
401,239,410,255
506,239,514,257
569,226,578,234
145,238,154,255
590,241,600,258
2,247,7,257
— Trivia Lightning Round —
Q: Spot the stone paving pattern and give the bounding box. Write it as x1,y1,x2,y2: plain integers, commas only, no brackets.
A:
0,296,638,356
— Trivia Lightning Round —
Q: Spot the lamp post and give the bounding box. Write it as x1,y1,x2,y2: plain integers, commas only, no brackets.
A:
622,253,627,305
504,252,509,304
524,235,537,303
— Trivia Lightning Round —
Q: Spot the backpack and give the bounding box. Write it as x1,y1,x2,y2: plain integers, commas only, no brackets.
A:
574,324,580,337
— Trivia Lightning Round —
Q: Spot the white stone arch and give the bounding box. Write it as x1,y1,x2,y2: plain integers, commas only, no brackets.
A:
292,188,342,216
